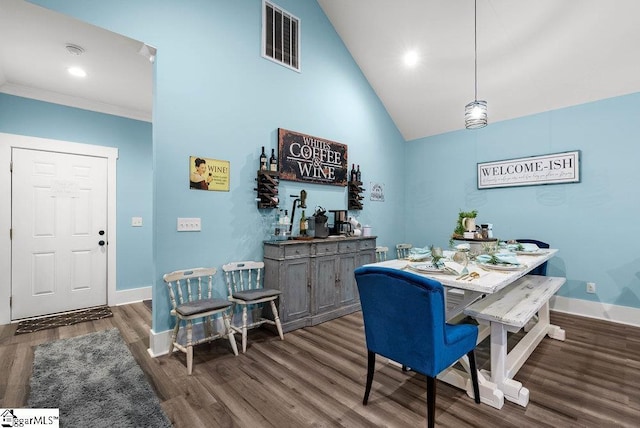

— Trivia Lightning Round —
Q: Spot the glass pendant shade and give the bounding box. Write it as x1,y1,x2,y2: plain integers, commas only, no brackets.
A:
465,0,487,129
465,100,487,129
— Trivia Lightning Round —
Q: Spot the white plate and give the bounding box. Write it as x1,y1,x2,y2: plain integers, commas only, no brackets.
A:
406,263,444,273
477,262,522,271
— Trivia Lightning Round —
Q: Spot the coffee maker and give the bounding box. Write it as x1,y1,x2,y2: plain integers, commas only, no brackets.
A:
328,210,351,236
313,207,329,238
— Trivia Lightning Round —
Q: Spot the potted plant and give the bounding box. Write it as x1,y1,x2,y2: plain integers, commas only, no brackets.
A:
452,209,478,240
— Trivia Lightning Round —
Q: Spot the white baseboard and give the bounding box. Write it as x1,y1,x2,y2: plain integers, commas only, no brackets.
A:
147,318,228,358
145,296,640,358
148,328,172,358
550,295,640,328
114,285,152,306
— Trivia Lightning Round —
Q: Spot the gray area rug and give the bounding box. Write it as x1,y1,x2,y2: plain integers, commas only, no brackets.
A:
28,328,172,428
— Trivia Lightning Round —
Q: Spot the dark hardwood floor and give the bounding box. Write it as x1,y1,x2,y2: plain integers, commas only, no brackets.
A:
1,303,639,427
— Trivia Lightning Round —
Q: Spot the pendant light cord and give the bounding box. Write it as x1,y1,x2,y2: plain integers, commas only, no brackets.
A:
474,0,478,102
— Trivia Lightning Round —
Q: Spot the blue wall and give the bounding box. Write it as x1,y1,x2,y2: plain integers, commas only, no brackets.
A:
29,0,407,332
29,0,640,333
405,92,640,310
0,93,153,291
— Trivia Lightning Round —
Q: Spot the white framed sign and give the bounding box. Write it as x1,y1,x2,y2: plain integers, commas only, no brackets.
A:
477,150,580,189
370,182,385,202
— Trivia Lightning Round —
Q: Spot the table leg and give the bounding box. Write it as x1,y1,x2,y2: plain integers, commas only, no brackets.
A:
437,364,505,409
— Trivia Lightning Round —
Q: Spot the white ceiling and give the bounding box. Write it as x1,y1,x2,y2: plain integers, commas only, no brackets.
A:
2,1,640,139
318,0,640,140
0,0,152,122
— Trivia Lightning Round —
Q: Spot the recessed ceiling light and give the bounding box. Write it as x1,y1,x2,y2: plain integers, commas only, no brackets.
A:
403,50,419,67
67,67,87,78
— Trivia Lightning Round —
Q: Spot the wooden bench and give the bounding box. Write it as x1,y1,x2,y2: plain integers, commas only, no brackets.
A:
464,275,566,407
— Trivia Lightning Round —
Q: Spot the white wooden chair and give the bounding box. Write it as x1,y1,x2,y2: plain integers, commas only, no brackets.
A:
375,246,389,262
222,261,284,353
396,243,413,259
163,267,238,375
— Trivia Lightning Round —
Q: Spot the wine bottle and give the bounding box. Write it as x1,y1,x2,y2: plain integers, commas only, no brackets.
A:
270,148,277,171
356,165,361,182
260,146,267,170
350,164,356,182
299,210,307,236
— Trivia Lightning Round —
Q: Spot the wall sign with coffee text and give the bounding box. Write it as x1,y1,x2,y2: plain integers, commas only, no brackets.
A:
477,150,580,189
278,128,348,186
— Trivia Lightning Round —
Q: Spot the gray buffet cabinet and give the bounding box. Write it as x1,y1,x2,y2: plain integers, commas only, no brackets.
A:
263,236,376,332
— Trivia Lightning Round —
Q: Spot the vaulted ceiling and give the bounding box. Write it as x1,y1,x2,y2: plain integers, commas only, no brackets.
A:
2,1,640,140
318,0,640,139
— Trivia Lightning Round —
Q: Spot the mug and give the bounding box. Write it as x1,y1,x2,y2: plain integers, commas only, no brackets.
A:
462,217,476,232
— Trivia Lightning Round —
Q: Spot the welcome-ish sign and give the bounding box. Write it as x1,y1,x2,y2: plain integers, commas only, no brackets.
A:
477,151,580,189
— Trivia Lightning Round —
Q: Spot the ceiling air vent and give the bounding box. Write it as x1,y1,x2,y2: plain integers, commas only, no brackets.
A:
262,1,300,72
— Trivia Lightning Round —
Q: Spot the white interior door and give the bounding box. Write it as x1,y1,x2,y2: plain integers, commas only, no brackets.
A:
11,148,108,319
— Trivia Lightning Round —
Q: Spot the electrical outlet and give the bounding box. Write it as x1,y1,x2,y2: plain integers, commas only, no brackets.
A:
177,217,201,232
586,282,596,294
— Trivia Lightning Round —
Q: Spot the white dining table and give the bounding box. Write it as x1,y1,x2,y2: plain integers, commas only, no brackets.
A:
365,249,565,410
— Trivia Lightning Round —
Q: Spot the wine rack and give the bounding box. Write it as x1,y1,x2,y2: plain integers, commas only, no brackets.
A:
348,180,364,210
255,170,279,209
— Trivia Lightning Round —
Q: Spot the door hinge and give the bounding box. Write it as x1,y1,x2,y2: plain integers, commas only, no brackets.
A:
9,296,12,308
9,161,12,172
9,228,12,240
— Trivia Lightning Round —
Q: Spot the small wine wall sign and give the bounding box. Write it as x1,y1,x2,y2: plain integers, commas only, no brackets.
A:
278,128,348,186
477,150,580,189
189,156,230,191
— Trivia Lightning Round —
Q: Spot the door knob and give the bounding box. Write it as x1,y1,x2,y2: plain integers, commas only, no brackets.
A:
98,240,105,246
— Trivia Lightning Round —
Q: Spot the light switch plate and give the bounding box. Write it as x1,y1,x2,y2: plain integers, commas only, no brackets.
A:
177,217,201,232
131,217,143,227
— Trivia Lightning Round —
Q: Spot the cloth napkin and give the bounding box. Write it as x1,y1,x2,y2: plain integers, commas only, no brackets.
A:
408,246,431,260
443,261,468,275
502,243,539,252
520,243,539,252
476,253,520,265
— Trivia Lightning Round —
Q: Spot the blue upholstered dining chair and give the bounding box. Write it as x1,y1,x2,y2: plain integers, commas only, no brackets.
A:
354,266,480,428
516,239,550,276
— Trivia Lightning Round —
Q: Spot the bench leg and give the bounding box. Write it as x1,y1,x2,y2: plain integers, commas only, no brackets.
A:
539,302,566,341
490,321,529,406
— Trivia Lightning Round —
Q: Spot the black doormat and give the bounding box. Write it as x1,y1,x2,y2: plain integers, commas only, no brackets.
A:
15,306,113,335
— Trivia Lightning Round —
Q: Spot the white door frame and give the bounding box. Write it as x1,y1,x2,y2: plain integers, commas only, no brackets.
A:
0,132,118,324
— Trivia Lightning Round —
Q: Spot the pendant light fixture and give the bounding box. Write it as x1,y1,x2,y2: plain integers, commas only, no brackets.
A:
465,0,487,129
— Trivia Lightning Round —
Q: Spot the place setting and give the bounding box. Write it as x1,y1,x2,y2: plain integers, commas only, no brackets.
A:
499,241,547,256
403,245,486,282
475,252,527,272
